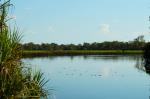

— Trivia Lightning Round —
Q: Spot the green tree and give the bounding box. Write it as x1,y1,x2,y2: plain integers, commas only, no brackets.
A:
133,35,145,49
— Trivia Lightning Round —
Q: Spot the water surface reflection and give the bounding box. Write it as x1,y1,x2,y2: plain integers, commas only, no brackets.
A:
23,55,150,99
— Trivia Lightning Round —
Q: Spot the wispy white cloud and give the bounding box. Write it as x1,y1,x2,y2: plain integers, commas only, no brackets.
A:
100,24,110,33
130,32,149,37
24,7,32,11
26,30,37,35
48,26,55,32
24,7,33,15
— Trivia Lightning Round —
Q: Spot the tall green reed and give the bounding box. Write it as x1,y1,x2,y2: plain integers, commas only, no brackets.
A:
0,0,48,98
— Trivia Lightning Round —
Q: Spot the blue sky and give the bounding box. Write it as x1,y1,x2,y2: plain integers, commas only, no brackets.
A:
11,0,150,44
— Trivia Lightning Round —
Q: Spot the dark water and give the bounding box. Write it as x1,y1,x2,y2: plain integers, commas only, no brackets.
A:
22,55,150,99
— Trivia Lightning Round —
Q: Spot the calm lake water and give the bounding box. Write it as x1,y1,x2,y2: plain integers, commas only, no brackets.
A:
22,55,150,99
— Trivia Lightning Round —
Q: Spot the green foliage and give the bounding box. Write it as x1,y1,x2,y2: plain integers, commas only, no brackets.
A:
0,0,48,98
22,50,143,57
22,38,146,51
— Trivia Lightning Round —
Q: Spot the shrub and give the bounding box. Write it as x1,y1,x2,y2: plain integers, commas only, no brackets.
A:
0,0,48,98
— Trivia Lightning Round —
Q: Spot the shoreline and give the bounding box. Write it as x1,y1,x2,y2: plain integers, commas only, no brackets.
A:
23,50,143,57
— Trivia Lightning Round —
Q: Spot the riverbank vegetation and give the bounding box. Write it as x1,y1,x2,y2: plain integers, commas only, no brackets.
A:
22,35,145,51
22,35,145,56
23,50,143,57
0,0,48,98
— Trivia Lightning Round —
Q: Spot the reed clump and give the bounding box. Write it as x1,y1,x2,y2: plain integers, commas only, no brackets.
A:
0,0,48,98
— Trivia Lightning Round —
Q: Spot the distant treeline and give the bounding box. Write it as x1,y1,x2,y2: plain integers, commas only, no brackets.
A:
22,35,146,50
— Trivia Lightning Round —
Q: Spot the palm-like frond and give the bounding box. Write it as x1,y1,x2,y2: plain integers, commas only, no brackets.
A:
0,0,49,98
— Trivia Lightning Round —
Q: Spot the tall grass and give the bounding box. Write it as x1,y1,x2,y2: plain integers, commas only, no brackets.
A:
0,0,48,98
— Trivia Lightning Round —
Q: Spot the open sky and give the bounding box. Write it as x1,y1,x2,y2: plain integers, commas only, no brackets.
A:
11,0,150,44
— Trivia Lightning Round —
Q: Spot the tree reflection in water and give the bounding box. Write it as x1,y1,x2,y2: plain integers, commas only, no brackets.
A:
135,43,150,74
143,43,150,74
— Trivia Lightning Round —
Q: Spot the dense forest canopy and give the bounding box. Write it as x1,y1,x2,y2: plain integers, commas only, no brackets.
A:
22,35,146,50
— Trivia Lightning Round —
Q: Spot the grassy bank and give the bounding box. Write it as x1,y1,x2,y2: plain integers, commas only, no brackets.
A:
23,50,143,57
